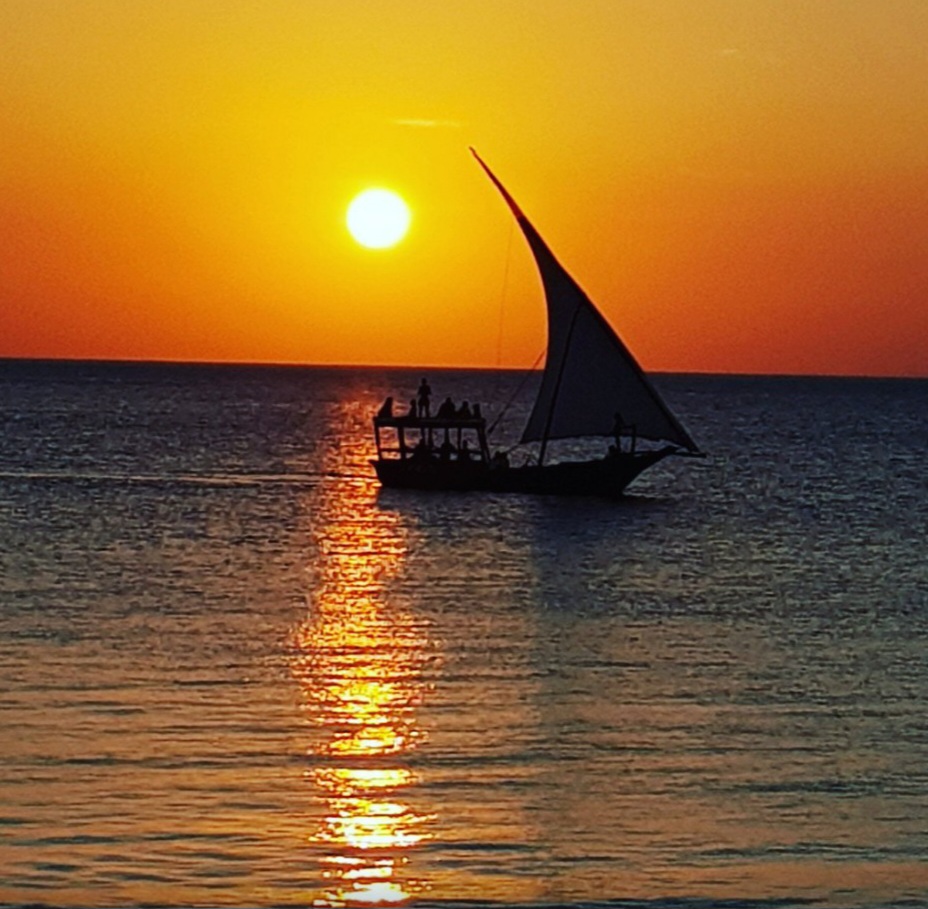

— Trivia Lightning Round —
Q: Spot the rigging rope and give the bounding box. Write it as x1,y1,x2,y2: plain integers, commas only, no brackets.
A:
495,220,515,369
486,346,546,439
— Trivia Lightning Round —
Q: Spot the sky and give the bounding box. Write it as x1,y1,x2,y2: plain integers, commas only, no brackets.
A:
2,0,927,376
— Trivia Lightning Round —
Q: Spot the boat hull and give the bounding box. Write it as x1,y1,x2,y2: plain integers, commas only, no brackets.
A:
372,448,676,498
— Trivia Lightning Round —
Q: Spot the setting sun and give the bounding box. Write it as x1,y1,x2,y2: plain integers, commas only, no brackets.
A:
346,189,411,249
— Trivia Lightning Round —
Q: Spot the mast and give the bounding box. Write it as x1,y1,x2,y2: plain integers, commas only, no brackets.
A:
537,302,582,466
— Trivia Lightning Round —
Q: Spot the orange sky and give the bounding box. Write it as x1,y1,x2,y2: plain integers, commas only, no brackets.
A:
2,1,927,376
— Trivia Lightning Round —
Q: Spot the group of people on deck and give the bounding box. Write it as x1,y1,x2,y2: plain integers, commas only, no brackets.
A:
376,378,481,422
374,378,487,467
411,434,473,464
415,377,481,420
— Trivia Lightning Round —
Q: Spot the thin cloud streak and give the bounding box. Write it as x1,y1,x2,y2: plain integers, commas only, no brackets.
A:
393,118,463,129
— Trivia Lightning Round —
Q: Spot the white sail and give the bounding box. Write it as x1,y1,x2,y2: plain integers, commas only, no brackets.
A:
472,150,699,453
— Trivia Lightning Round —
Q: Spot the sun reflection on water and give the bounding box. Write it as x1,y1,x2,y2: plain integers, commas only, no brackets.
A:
290,477,432,906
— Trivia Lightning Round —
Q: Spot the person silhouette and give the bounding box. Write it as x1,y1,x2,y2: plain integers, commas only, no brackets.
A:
417,378,432,417
411,437,430,461
612,411,636,453
612,412,629,446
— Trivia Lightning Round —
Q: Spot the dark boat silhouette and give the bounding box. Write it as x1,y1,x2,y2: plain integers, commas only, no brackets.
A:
372,150,701,497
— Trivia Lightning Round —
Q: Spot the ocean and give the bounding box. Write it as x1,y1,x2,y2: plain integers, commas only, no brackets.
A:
0,360,926,909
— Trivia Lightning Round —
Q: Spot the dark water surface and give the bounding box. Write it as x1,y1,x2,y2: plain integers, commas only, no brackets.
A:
0,361,926,908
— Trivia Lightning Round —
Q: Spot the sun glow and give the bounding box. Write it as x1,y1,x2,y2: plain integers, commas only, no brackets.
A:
346,189,411,249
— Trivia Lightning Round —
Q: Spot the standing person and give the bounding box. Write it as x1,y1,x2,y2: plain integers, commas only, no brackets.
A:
417,377,432,417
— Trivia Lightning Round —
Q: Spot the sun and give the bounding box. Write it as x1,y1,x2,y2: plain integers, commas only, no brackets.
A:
346,189,411,249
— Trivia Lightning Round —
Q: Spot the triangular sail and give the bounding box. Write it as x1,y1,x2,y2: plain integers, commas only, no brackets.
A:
471,149,699,453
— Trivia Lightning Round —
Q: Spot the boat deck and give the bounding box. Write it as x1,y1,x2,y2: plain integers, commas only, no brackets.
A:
373,411,492,465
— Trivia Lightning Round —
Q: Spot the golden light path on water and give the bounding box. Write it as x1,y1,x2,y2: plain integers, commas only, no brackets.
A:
289,472,433,907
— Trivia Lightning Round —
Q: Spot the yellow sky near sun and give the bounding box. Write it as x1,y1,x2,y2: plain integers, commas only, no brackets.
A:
2,0,927,375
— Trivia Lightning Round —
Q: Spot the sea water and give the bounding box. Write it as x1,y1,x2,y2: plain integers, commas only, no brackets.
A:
0,361,926,908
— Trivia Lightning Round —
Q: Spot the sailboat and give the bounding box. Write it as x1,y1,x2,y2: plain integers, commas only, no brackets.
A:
372,149,701,497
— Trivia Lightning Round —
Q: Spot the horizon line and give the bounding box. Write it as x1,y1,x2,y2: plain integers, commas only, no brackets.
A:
0,355,925,382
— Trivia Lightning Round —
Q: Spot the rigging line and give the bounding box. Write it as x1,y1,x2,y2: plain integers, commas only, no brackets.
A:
486,346,546,437
495,219,515,369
